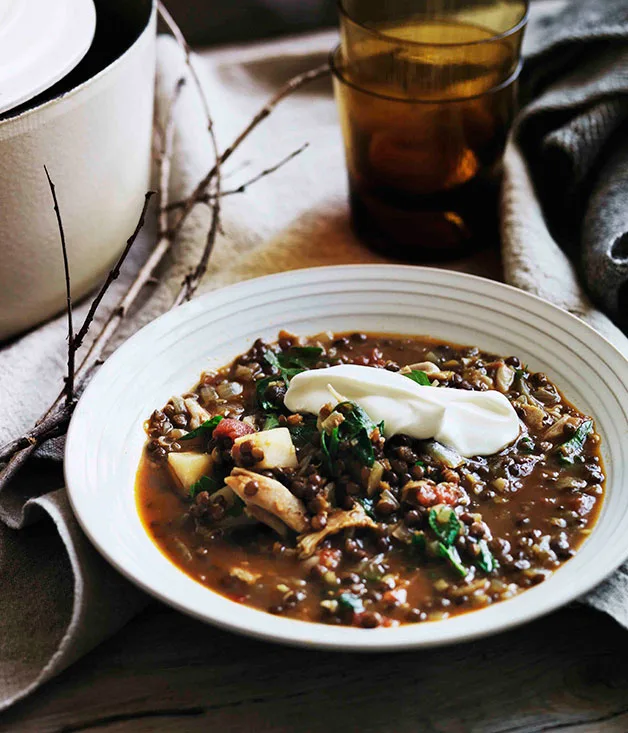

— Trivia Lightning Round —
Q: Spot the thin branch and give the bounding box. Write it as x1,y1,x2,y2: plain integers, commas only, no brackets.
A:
158,1,222,305
73,191,156,352
0,443,38,492
157,1,222,215
0,52,327,483
172,197,220,306
0,194,155,469
168,142,309,208
170,63,329,238
159,77,186,234
44,165,75,406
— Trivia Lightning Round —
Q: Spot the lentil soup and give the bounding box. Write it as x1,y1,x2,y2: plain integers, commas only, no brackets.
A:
137,332,605,628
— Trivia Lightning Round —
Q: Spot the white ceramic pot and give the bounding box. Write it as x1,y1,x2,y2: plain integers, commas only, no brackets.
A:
0,0,156,341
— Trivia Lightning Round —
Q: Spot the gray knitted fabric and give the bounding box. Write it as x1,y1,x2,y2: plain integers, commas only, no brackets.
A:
515,0,628,330
501,0,628,626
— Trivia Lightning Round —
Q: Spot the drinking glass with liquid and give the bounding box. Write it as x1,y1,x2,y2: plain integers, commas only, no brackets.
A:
333,0,528,260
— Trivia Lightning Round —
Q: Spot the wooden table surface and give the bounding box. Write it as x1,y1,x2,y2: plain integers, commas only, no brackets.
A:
1,602,627,732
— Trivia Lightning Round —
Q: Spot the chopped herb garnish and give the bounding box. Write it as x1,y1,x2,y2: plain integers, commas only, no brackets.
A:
181,415,223,441
329,425,340,455
261,350,299,385
404,369,431,386
263,414,281,430
262,346,324,386
519,437,535,454
428,506,460,547
319,401,379,472
188,474,220,498
437,543,468,578
415,460,425,467
557,420,593,465
320,425,341,474
320,430,335,474
357,496,376,520
262,349,282,372
333,401,381,468
255,376,283,412
476,539,497,573
336,401,378,435
411,531,427,552
337,592,364,615
287,346,323,362
353,426,376,468
288,415,318,447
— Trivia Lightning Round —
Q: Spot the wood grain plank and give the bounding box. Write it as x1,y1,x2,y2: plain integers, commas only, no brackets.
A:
1,603,627,733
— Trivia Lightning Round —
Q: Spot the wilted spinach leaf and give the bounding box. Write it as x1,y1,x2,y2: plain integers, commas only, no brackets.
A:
180,415,223,441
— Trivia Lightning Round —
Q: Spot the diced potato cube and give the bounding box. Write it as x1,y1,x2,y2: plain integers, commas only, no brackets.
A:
167,452,214,495
233,427,297,469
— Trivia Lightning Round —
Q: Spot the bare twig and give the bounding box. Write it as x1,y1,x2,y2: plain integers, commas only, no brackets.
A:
44,166,75,406
172,197,221,305
158,1,223,305
0,194,155,469
0,444,38,494
158,77,186,236
220,142,309,197
73,191,156,352
170,63,329,238
157,1,222,228
0,31,326,481
168,142,309,208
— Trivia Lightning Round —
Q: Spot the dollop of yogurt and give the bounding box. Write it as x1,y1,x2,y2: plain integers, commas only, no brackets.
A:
284,364,519,458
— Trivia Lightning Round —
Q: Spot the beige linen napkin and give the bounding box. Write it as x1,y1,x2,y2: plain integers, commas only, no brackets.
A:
1,1,627,710
0,30,390,712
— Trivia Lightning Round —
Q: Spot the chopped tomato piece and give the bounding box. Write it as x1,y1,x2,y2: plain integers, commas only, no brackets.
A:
434,482,462,506
213,418,255,442
415,484,437,507
415,482,461,507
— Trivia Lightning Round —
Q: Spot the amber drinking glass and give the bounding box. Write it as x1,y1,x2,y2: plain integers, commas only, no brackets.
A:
333,0,528,260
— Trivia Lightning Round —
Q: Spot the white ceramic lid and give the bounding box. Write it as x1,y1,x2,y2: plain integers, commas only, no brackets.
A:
0,0,96,115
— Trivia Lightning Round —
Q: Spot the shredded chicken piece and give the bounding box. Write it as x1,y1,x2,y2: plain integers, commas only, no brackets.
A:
517,402,546,431
320,411,345,433
543,414,579,441
297,506,376,559
401,361,440,375
316,402,334,431
184,397,212,430
429,370,456,382
367,460,385,496
225,468,308,533
246,505,290,537
495,363,515,393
